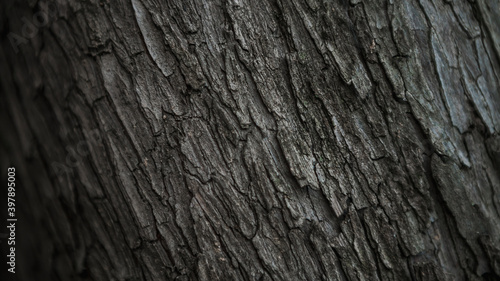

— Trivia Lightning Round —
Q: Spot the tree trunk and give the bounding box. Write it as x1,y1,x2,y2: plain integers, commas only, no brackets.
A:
1,0,500,280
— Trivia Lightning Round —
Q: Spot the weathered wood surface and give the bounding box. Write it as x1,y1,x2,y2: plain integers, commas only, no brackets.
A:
1,0,499,280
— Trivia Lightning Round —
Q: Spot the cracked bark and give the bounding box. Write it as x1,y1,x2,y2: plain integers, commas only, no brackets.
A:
1,0,499,280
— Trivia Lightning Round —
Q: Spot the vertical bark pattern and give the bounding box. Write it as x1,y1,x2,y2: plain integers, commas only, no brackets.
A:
1,0,499,280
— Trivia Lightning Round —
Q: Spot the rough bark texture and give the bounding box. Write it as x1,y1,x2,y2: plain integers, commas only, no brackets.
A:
1,0,500,280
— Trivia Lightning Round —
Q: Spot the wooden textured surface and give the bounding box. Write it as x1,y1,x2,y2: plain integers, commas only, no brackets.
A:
1,0,499,280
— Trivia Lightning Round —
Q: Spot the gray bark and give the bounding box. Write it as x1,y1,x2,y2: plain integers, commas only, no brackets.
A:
1,0,500,280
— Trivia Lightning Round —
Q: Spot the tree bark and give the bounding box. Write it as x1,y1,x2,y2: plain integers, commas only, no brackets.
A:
1,0,500,280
